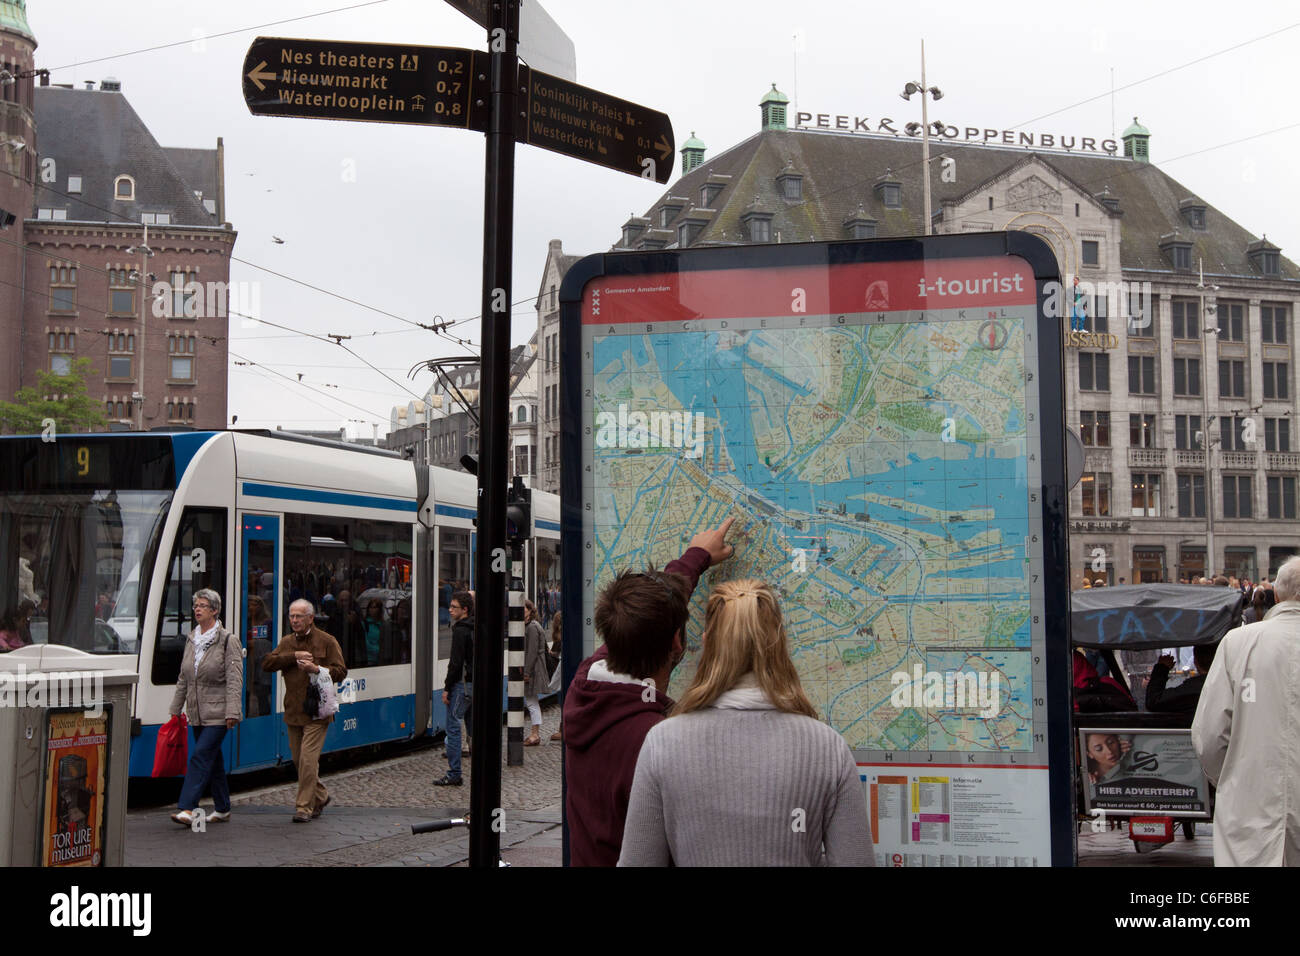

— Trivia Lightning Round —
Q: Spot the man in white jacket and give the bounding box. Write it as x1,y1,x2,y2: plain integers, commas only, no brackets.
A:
1192,555,1300,866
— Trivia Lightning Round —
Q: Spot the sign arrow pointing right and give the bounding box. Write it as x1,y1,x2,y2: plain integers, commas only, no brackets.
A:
246,60,276,92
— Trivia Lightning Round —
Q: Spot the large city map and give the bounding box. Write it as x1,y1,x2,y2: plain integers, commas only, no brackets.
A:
586,314,1037,753
579,255,1050,769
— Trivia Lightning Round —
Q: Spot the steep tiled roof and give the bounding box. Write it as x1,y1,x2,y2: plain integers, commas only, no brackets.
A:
629,129,1297,282
163,147,221,220
32,87,219,227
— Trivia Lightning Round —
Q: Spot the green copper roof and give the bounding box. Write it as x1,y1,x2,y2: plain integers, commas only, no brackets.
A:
1122,116,1149,138
759,83,788,105
682,131,705,151
0,0,34,42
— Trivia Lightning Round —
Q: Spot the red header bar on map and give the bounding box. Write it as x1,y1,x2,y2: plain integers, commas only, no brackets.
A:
582,256,1037,324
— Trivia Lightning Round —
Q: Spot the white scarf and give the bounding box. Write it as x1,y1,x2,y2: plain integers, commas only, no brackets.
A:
710,672,776,710
193,622,221,674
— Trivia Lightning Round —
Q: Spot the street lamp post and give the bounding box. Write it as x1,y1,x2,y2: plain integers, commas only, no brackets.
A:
1198,256,1221,577
127,224,154,431
900,40,945,236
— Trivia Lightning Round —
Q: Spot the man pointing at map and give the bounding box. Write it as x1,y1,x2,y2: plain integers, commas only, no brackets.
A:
563,517,736,866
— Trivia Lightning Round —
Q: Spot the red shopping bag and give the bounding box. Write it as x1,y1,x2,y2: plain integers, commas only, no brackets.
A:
152,714,189,777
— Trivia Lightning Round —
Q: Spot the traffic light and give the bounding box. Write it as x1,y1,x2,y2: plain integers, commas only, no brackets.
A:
506,475,531,544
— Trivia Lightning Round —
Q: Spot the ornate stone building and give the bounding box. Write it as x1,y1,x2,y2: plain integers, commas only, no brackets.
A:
543,85,1299,583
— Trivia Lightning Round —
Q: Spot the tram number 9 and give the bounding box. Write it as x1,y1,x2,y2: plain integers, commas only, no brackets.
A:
76,446,90,476
342,717,357,732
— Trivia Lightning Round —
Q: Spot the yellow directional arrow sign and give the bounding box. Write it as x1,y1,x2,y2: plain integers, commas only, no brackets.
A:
246,60,276,92
516,65,673,184
241,36,488,131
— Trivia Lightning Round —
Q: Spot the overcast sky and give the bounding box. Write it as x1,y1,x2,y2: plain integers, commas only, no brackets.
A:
30,0,1300,437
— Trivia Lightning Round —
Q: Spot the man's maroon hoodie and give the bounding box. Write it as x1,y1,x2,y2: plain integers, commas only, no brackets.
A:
563,547,711,867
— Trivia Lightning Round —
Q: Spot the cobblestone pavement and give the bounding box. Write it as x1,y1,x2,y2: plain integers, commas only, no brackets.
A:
127,700,563,867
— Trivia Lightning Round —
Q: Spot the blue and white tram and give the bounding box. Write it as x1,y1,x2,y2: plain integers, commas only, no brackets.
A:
0,429,560,777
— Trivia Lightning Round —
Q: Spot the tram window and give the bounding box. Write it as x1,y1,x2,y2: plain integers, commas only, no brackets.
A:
282,513,413,669
533,537,561,631
150,507,227,686
437,528,471,662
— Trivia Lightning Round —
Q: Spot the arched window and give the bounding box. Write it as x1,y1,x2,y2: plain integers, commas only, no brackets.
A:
517,405,527,423
114,175,135,201
166,401,174,419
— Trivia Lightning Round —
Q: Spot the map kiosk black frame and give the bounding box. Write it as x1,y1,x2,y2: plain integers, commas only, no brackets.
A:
558,232,1072,866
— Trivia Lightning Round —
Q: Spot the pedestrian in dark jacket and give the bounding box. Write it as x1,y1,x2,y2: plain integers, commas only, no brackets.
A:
563,517,736,866
435,591,474,786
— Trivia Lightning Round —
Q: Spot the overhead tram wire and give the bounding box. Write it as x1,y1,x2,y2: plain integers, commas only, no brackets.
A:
3,184,472,394
1007,21,1300,130
732,21,1300,226
230,365,385,421
229,350,389,420
45,0,394,72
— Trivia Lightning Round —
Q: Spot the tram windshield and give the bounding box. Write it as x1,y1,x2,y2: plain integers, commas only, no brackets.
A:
0,436,177,656
0,490,171,654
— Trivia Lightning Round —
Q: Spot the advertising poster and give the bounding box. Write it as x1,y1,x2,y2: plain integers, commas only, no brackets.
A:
563,235,1072,865
42,707,110,867
1078,728,1212,817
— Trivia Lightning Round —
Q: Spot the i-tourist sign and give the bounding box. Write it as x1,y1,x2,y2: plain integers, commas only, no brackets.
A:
242,37,488,130
518,64,674,184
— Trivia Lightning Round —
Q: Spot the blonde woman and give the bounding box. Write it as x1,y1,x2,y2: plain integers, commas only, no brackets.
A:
618,579,873,866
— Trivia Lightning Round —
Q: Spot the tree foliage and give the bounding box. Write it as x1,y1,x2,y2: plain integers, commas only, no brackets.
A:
0,358,111,435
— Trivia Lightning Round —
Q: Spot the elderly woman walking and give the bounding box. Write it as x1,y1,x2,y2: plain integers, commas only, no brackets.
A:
169,588,242,826
618,579,873,866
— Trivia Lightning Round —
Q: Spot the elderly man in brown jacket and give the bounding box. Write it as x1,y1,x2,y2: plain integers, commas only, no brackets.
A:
262,598,348,822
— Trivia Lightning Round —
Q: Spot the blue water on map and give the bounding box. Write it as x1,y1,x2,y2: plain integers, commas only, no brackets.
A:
593,330,1030,557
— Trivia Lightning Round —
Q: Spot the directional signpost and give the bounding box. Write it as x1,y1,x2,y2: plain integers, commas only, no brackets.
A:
518,65,674,183
242,37,487,130
241,0,672,868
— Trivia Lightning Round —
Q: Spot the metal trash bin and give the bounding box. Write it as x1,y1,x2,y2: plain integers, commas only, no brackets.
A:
0,645,137,866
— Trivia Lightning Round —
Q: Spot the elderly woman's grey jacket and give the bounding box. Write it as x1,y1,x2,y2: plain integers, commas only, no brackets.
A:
170,627,243,725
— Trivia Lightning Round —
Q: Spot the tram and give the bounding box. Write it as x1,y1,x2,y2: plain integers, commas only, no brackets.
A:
0,429,560,777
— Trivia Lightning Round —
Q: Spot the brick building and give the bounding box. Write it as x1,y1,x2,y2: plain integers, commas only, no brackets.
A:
540,85,1300,583
0,1,235,431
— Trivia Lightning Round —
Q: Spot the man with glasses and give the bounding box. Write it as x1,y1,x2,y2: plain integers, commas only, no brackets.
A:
262,599,347,822
434,591,475,786
563,517,736,866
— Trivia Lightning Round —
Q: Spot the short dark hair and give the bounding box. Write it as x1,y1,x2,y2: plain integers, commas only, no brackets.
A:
1194,642,1217,672
452,590,474,615
595,568,690,678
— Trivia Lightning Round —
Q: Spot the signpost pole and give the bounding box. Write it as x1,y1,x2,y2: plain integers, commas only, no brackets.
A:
468,0,518,869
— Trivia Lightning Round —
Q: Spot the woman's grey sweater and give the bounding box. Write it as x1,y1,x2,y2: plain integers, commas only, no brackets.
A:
617,686,875,866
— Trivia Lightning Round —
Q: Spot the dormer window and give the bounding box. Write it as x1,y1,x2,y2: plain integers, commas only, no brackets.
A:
659,204,683,228
677,219,706,247
67,176,82,194
1248,238,1282,277
1159,234,1193,271
874,179,901,209
776,168,802,202
115,175,135,201
741,210,773,243
701,183,723,207
621,219,646,246
1180,198,1207,231
844,207,877,240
